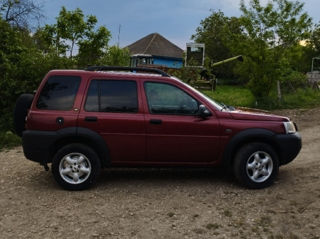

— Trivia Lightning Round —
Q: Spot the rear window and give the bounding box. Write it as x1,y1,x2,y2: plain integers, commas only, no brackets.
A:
36,75,81,110
85,80,138,113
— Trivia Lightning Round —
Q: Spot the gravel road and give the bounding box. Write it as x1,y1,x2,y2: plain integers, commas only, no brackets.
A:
0,107,319,239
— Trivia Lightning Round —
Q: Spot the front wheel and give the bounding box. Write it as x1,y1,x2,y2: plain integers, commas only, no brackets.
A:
233,143,279,189
52,144,101,190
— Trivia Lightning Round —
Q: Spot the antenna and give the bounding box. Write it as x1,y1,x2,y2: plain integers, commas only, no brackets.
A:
117,24,121,47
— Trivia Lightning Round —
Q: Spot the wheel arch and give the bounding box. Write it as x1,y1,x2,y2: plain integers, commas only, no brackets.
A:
53,127,110,167
222,128,281,169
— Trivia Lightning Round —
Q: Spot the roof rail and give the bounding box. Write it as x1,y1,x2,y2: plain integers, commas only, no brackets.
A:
85,66,170,77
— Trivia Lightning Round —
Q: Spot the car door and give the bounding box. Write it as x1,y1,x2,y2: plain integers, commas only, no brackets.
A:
27,74,83,131
77,78,145,163
143,81,220,163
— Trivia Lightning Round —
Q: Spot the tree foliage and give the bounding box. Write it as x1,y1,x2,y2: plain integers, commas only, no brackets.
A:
77,26,111,67
192,10,244,79
238,0,312,99
36,7,111,61
0,0,42,28
99,46,130,66
193,0,313,100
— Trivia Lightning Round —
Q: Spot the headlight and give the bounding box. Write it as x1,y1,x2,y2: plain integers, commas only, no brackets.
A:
283,121,297,134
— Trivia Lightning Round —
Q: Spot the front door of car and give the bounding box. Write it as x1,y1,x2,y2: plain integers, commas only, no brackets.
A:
78,78,145,163
143,81,220,163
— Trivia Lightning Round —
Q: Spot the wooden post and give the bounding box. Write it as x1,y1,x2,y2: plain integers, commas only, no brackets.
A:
277,80,282,102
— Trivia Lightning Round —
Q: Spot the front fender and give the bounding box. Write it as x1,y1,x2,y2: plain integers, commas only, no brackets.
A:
222,128,277,168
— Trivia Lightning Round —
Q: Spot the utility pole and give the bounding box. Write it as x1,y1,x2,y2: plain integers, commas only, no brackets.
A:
117,24,121,47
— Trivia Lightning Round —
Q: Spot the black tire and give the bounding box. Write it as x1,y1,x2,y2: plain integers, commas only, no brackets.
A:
13,93,34,137
52,143,101,190
233,143,279,189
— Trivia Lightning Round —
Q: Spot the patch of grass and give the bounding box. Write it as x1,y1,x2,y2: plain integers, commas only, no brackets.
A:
202,85,255,108
281,88,320,109
257,87,320,110
201,85,320,110
0,131,21,150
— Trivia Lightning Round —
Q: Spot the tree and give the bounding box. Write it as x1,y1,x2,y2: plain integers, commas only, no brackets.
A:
0,0,43,28
308,23,320,71
100,46,130,66
77,26,111,67
56,7,93,58
237,0,312,100
191,10,244,79
0,6,114,132
0,17,74,132
35,7,111,65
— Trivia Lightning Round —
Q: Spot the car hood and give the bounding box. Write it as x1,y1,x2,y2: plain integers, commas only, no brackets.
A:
228,107,289,122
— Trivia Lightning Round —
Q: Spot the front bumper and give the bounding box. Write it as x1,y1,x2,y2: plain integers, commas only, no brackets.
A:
275,132,302,165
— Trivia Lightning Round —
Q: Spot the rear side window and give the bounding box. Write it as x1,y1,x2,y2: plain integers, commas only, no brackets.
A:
85,80,138,113
37,75,81,110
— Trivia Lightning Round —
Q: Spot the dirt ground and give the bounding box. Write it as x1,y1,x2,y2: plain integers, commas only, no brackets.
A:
0,107,319,239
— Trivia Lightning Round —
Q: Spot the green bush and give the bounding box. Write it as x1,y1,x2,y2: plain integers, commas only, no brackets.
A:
0,131,21,150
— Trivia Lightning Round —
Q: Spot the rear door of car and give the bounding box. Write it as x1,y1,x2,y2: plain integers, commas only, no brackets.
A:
142,80,220,164
27,73,84,131
77,76,146,163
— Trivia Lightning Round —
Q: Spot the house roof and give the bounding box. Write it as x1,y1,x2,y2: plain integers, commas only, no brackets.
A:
126,33,184,59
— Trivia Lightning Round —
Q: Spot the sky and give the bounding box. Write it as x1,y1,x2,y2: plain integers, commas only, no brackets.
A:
40,0,320,49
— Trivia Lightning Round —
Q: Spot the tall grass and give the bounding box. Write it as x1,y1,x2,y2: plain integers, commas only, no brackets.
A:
202,85,255,107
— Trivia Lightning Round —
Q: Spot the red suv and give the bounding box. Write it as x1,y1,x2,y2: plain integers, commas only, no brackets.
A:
14,66,301,190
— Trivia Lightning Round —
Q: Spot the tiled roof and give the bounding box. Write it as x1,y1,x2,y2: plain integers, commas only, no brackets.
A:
126,33,184,59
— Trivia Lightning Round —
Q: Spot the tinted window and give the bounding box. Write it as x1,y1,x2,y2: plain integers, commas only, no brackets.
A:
85,80,99,112
144,82,198,115
85,80,138,113
37,75,81,110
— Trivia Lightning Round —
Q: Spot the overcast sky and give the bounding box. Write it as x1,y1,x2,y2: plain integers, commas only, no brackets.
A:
40,0,320,49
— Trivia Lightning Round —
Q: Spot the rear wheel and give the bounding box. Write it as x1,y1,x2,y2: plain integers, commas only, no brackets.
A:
233,143,279,189
52,144,101,190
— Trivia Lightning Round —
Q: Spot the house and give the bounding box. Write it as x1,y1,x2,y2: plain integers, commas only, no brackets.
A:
126,33,184,69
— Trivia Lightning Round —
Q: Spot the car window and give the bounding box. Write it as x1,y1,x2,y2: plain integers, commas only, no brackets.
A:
36,75,81,110
144,82,199,115
85,80,138,113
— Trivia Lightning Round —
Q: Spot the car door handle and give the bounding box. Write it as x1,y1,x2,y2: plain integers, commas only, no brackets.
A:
85,116,98,122
149,119,162,125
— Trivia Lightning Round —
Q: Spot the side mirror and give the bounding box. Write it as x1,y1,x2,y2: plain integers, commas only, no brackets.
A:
198,104,212,118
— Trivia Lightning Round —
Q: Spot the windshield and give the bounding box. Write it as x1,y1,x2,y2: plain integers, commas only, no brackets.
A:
177,78,223,111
